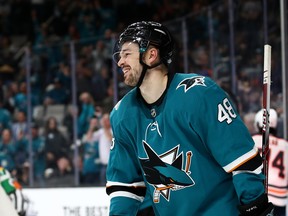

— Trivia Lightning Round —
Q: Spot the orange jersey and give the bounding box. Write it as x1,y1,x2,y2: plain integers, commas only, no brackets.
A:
252,134,288,207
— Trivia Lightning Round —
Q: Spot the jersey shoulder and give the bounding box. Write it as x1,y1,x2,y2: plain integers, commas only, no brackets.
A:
172,73,217,94
174,73,216,85
170,73,223,105
110,88,138,125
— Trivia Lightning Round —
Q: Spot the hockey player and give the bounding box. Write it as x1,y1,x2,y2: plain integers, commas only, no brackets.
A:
106,21,274,215
0,167,28,216
253,109,288,216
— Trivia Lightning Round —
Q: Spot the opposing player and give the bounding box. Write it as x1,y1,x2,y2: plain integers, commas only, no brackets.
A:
253,109,288,216
106,21,274,215
0,167,29,216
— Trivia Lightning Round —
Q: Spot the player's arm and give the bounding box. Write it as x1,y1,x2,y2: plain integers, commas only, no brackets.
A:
194,79,274,215
106,125,146,215
230,154,274,216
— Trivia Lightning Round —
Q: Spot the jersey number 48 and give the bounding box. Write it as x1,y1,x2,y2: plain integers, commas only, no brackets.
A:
218,98,237,124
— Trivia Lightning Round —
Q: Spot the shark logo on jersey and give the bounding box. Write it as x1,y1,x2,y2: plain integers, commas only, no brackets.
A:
176,76,206,92
139,141,195,203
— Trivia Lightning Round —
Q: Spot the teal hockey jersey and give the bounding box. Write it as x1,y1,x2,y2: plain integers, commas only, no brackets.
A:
106,73,265,216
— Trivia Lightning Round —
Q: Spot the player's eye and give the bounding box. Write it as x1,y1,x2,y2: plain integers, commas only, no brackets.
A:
122,52,131,58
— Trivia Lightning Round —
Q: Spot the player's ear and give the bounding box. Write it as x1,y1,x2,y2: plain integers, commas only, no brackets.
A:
142,46,159,66
146,47,159,65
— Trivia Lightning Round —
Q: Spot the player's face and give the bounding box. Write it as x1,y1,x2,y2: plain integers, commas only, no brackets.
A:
117,42,143,86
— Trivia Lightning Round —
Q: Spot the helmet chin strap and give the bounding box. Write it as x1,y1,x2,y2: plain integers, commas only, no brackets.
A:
136,53,162,87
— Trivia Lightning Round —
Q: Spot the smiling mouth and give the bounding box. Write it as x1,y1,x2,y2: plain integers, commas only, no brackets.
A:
123,67,130,74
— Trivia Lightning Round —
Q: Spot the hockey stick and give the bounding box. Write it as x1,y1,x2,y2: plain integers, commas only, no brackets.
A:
262,44,272,193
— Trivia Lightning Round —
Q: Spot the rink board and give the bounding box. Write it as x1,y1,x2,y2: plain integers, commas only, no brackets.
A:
24,187,109,216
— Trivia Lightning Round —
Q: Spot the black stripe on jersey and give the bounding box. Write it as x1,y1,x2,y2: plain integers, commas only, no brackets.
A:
268,194,287,199
106,185,146,197
234,153,262,171
268,185,288,189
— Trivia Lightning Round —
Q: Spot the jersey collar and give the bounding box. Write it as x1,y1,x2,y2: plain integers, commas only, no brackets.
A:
137,72,175,119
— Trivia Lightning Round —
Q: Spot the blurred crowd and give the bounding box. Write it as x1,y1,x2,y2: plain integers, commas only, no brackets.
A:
0,0,285,187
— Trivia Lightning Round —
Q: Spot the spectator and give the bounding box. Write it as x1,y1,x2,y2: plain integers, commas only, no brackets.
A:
243,112,257,135
101,79,115,113
14,128,29,185
77,92,95,138
91,66,109,103
3,81,18,114
44,117,71,178
76,10,97,39
76,56,94,96
0,129,16,173
81,117,101,185
31,123,46,187
11,122,45,186
84,113,112,185
43,77,70,106
0,98,12,136
62,105,75,141
64,23,80,42
55,62,72,96
191,47,212,77
92,40,110,74
11,110,28,141
13,82,28,113
10,111,30,184
0,34,16,67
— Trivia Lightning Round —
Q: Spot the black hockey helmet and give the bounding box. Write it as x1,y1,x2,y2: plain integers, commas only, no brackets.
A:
114,21,174,66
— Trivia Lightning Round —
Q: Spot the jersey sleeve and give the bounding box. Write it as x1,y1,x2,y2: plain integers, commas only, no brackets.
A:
192,79,265,204
106,111,146,215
